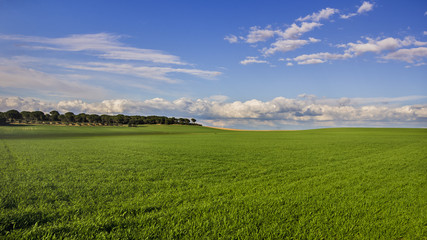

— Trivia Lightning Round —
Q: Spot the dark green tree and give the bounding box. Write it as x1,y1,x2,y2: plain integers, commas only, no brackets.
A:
75,113,87,123
87,114,101,124
21,111,32,122
0,112,6,125
31,111,46,122
64,112,75,123
5,110,22,122
50,111,60,121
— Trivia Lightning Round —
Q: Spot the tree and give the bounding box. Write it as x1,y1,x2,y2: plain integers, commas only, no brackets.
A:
21,111,32,122
191,118,196,124
75,113,87,123
87,114,101,124
0,112,6,125
115,114,125,124
31,111,46,122
59,114,67,123
64,112,75,123
5,110,22,122
50,111,60,121
101,115,111,125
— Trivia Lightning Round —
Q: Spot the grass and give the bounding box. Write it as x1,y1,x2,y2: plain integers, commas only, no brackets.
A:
0,125,426,239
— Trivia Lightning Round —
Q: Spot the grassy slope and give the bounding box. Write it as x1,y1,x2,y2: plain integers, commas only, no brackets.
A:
0,125,426,239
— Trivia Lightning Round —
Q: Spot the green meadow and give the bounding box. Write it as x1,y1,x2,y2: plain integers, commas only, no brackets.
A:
0,125,426,239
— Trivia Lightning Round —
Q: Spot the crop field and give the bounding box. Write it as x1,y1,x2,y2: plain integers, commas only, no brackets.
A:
0,125,426,239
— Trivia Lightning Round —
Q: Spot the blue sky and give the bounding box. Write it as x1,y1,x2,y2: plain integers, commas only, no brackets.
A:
0,0,426,129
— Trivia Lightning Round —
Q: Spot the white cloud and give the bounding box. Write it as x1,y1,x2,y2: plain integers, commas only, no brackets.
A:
0,33,186,65
224,34,238,43
340,1,374,19
343,36,425,55
245,26,276,43
383,47,427,63
297,7,339,22
1,95,426,129
424,31,427,36
297,59,326,65
263,39,311,56
226,4,377,63
240,56,268,65
337,36,427,65
357,1,374,14
293,52,353,64
278,22,323,39
340,13,357,19
64,62,221,83
0,58,106,99
286,62,293,66
0,33,222,93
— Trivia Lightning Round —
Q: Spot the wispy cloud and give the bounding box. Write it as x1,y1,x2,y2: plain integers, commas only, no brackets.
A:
64,62,221,83
0,58,107,99
0,33,186,65
0,33,222,98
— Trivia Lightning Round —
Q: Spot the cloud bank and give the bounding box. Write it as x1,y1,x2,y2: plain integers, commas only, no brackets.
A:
1,95,425,129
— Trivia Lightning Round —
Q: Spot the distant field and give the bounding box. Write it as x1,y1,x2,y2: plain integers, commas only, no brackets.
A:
0,125,426,239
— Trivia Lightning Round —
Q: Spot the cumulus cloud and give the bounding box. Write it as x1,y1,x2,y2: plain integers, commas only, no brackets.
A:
334,36,427,65
245,26,276,43
225,4,376,62
240,56,268,65
278,22,323,39
293,52,353,64
225,3,379,65
224,34,238,43
343,36,427,55
341,1,374,19
383,47,427,63
357,1,374,14
297,59,326,65
297,7,339,22
262,39,316,56
1,95,426,129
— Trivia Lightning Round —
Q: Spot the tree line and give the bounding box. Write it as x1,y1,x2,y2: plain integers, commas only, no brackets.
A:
0,109,198,127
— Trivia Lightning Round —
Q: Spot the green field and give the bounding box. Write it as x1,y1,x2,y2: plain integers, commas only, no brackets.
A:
0,125,426,239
